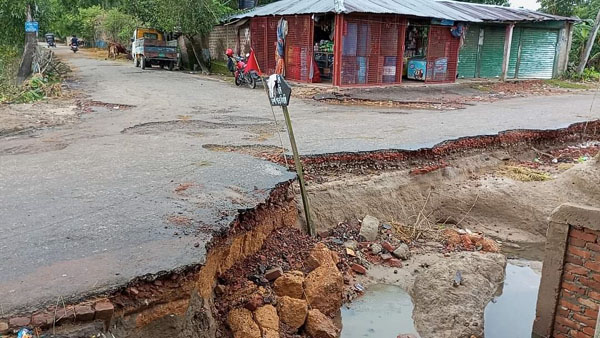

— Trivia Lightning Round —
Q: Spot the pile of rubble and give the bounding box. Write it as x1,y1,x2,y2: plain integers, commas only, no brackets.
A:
223,243,344,338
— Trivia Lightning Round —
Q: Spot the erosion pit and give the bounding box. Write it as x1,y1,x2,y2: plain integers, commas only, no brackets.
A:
3,123,600,338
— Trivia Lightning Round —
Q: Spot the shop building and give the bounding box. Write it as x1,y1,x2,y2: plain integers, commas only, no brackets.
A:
223,0,575,86
228,0,476,86
441,1,577,79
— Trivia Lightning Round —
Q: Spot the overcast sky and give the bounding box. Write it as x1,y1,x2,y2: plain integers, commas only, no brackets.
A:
510,0,539,10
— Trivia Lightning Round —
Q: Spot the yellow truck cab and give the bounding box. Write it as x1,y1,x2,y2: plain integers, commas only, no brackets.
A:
131,28,177,70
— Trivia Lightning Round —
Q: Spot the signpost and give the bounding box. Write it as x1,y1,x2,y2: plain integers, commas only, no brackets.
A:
25,21,39,33
266,74,315,237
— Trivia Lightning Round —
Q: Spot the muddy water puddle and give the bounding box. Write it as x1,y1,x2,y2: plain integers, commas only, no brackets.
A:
341,260,541,338
341,284,419,338
484,260,542,338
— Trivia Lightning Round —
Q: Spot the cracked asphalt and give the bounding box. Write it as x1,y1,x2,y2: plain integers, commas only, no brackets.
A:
1,46,599,314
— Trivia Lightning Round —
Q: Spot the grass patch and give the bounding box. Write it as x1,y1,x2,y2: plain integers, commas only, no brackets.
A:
210,61,232,76
499,166,552,182
545,79,589,89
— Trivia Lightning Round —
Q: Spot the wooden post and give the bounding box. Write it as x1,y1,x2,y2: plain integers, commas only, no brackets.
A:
500,23,514,81
333,14,344,87
577,8,600,74
281,106,315,236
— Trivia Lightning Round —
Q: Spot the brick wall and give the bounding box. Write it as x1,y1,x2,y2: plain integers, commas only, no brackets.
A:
553,226,600,338
208,24,250,62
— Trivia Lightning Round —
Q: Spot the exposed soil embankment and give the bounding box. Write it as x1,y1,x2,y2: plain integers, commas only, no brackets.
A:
1,181,298,337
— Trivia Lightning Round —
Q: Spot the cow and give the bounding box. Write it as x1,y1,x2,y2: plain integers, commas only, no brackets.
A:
108,42,128,60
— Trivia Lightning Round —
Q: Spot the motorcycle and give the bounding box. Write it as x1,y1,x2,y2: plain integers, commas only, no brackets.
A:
71,44,78,53
226,48,261,89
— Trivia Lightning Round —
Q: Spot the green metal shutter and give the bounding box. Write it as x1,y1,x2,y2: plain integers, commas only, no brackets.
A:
516,29,559,79
479,26,505,78
458,25,479,78
507,28,521,79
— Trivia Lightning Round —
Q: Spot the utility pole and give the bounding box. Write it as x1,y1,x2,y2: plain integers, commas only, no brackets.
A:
577,8,600,75
265,74,315,237
17,3,37,84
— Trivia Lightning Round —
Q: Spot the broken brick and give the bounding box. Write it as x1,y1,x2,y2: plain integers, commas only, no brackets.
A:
264,267,284,281
94,301,114,321
31,312,53,327
350,263,367,275
9,316,31,328
388,258,403,268
382,242,395,252
74,305,95,321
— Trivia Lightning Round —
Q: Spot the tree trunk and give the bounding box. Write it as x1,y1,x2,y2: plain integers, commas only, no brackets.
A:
16,4,36,84
577,8,600,74
188,35,209,74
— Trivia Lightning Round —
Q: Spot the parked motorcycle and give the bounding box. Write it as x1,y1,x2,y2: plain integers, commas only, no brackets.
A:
226,48,261,89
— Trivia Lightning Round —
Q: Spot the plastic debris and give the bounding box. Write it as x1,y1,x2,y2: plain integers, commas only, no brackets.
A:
354,283,365,292
453,271,463,287
17,328,33,338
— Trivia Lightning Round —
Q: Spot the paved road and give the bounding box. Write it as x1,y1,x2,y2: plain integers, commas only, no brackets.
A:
1,46,599,314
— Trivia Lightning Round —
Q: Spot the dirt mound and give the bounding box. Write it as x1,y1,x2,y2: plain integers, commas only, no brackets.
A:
411,252,507,338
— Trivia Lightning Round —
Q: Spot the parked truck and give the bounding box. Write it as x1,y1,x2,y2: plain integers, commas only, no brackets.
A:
131,28,177,70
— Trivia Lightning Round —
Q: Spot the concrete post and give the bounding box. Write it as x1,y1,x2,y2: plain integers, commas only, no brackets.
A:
500,24,514,81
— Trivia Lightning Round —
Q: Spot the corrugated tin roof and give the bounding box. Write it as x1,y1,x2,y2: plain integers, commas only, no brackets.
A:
437,0,578,22
230,0,481,22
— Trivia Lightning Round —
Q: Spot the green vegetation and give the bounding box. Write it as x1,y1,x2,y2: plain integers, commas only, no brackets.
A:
562,67,600,82
1,0,236,99
545,79,591,88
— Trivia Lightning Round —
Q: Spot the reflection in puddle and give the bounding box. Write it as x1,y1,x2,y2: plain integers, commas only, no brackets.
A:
341,284,419,338
484,260,542,338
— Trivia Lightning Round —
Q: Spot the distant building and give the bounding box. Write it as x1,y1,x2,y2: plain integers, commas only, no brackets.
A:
213,0,576,86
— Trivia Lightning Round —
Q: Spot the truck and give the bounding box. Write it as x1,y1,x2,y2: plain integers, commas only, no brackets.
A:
131,28,177,71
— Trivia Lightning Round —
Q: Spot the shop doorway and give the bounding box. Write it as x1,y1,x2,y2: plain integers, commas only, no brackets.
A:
403,20,429,82
312,14,335,83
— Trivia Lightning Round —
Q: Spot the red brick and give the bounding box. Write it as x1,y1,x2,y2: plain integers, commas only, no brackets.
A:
557,306,571,318
74,305,94,321
590,291,600,302
569,246,593,259
94,301,114,321
580,277,600,290
571,229,597,243
573,313,597,327
566,254,585,266
31,312,53,327
593,273,600,283
564,281,586,295
54,307,75,323
382,241,395,252
583,326,596,336
571,329,592,338
9,316,31,327
571,237,588,247
578,297,599,310
554,333,568,338
554,322,570,333
566,263,589,275
557,315,580,330
564,272,576,281
586,242,600,252
561,299,583,312
388,258,403,268
584,308,599,318
351,263,367,274
584,228,600,235
585,261,600,273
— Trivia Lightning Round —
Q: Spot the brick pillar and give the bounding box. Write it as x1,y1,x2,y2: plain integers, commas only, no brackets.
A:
533,204,600,338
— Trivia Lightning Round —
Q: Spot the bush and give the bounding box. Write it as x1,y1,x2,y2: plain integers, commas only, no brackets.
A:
101,9,140,45
562,67,600,82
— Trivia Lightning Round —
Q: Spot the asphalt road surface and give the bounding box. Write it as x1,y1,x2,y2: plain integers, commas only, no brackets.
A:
1,46,599,314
